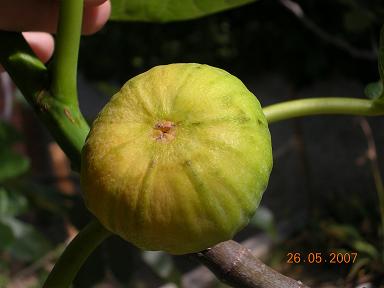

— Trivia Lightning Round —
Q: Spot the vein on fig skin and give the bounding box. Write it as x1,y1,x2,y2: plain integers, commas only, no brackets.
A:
134,158,157,234
183,127,259,222
169,64,198,113
83,123,151,230
170,66,247,124
198,152,254,218
172,164,203,237
95,137,141,164
124,82,154,120
110,155,146,235
184,112,271,217
182,160,228,233
180,115,250,127
97,90,152,125
170,65,224,113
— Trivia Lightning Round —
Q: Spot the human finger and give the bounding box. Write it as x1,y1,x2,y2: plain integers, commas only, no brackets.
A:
0,0,111,35
0,32,54,72
23,32,55,63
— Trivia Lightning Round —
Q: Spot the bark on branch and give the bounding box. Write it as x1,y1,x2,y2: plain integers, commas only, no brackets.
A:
193,240,309,288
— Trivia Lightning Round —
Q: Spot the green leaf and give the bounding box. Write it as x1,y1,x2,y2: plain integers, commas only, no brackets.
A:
379,25,384,82
142,250,181,284
0,120,22,147
343,9,374,33
249,206,277,238
0,148,29,182
110,0,257,22
17,181,69,214
0,188,28,217
372,25,384,103
105,236,140,283
322,222,361,242
1,217,51,261
322,222,379,259
347,257,371,279
142,251,174,279
364,81,383,101
0,220,14,249
364,26,384,104
0,274,9,288
0,121,29,181
352,240,379,259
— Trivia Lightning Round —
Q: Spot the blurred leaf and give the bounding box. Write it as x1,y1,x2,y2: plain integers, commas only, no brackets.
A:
364,81,383,100
352,240,379,259
0,188,28,216
249,206,276,238
338,0,359,8
142,251,174,279
95,82,120,97
1,217,51,261
110,0,257,23
322,222,361,241
0,148,29,182
0,220,14,249
74,243,105,287
347,257,371,279
322,222,379,259
379,26,384,79
105,236,141,283
0,274,9,288
364,26,384,103
0,120,22,147
343,9,374,32
18,181,70,214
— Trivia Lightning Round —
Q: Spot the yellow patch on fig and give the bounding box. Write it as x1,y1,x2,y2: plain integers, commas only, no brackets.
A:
81,63,273,254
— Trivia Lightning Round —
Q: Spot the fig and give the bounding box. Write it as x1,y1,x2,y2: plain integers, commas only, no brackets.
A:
81,63,273,254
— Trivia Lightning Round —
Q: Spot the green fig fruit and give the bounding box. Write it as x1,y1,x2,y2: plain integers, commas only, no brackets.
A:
81,63,273,255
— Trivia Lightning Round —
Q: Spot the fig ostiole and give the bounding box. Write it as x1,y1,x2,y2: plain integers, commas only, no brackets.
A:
81,63,273,255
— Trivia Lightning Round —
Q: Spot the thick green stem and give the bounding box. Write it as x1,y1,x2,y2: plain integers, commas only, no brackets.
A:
263,97,384,123
50,0,84,106
36,94,89,169
43,220,111,288
0,31,48,101
0,31,89,169
0,0,89,168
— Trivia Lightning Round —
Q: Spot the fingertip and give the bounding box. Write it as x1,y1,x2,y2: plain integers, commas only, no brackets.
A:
84,0,109,6
23,32,55,63
82,0,111,35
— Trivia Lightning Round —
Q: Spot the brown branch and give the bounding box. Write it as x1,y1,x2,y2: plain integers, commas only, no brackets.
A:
192,240,310,288
279,0,377,61
159,234,273,288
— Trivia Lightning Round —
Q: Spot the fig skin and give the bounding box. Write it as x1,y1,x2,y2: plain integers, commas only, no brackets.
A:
81,63,273,255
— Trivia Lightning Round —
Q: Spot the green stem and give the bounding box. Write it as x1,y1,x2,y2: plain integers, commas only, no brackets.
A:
43,220,111,288
0,31,89,169
0,0,89,169
50,0,84,106
263,97,384,123
37,95,89,170
0,31,48,100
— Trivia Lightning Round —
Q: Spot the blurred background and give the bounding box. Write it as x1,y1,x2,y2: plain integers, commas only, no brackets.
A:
1,0,384,287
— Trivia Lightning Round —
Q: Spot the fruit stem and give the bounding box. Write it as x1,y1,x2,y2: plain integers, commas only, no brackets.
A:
50,0,84,106
43,220,111,288
263,97,384,123
0,31,89,170
0,31,48,100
